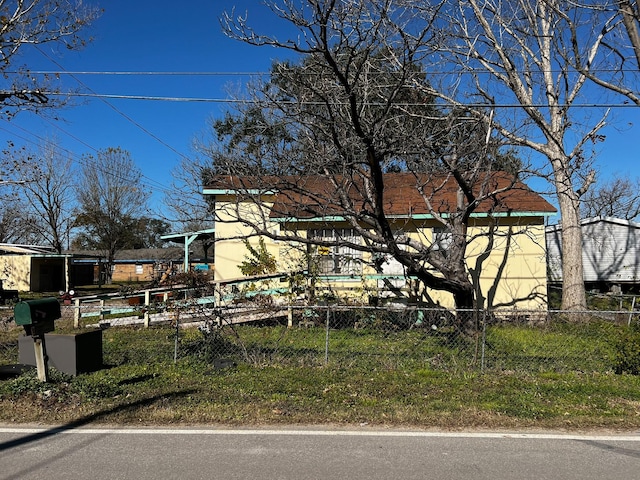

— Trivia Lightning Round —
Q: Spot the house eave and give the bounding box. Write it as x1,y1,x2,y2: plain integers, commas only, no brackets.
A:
203,188,275,196
271,211,557,223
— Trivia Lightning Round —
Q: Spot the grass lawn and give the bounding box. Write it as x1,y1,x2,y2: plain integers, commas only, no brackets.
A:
1,316,640,431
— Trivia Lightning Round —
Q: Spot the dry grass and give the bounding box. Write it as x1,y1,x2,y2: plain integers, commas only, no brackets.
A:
1,319,640,431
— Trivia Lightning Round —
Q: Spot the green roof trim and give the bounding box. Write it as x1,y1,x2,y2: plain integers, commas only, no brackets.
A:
271,211,556,223
203,188,276,195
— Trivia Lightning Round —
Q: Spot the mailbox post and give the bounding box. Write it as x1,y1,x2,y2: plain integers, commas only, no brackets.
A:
14,298,61,382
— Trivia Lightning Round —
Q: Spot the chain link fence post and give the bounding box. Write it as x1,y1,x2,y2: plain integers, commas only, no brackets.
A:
324,307,330,365
480,310,487,373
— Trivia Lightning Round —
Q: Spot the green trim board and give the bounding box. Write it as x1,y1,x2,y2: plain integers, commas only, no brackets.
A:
203,188,275,195
270,211,556,223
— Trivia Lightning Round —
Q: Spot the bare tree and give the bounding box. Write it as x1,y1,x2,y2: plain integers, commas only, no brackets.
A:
563,0,640,106
0,0,100,115
424,0,616,312
10,140,76,252
581,175,640,220
164,154,216,260
1,144,40,244
165,154,216,230
74,147,149,283
0,192,26,243
214,0,552,328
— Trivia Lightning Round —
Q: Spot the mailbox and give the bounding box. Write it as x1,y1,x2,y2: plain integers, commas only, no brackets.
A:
13,298,62,382
14,298,61,336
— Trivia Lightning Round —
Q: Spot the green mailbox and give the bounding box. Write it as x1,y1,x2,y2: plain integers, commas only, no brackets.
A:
14,298,61,336
14,298,62,382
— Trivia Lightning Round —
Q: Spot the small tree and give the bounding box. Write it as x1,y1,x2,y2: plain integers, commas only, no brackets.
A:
73,147,149,282
9,141,76,252
581,175,640,221
239,238,277,277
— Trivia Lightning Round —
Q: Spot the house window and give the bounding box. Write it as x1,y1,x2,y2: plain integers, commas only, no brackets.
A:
135,264,144,275
309,228,362,275
432,226,453,252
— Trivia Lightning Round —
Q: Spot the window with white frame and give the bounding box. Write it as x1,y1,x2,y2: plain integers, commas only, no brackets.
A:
432,226,453,253
309,228,362,275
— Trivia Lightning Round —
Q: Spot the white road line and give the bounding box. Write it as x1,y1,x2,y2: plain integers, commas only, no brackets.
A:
1,427,640,441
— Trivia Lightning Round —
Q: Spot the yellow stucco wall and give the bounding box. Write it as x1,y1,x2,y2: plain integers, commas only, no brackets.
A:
418,218,548,310
214,198,282,282
0,256,32,292
299,218,548,310
212,198,549,310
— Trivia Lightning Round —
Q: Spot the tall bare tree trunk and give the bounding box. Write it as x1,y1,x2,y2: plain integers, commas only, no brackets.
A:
618,0,640,68
554,167,587,311
441,0,604,312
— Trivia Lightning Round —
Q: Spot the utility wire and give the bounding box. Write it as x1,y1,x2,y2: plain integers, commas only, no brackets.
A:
35,47,194,164
9,68,640,75
39,91,640,108
6,70,268,76
0,121,176,197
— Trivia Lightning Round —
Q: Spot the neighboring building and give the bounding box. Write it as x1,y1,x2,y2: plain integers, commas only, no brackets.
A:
0,244,72,292
546,216,640,291
109,248,182,283
204,173,556,310
0,244,214,293
69,248,211,285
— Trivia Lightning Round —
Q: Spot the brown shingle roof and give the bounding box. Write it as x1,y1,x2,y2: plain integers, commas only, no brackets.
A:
207,172,556,219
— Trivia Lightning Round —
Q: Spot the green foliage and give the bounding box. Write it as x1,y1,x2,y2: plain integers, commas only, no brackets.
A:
70,371,124,399
179,327,240,364
74,214,169,249
613,326,640,374
486,323,616,373
1,369,72,397
126,217,172,249
2,370,49,396
3,320,640,428
102,326,176,366
239,238,277,276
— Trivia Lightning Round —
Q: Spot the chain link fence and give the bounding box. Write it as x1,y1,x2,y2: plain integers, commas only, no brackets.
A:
3,296,639,374
0,306,19,362
177,304,632,373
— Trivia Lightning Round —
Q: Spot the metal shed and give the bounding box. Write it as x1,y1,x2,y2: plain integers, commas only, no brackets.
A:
546,217,640,288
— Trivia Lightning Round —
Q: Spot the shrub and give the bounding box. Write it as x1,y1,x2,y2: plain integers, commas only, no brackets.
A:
613,326,640,374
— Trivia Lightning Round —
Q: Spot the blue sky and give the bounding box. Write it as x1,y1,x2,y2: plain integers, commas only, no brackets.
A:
1,0,295,213
1,0,639,219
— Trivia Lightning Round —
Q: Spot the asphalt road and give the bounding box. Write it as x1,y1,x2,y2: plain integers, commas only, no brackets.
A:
1,426,640,479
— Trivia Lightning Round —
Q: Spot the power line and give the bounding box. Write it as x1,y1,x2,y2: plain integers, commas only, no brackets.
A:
8,68,640,76
0,48,196,215
35,47,194,164
40,117,176,195
39,91,640,108
0,121,176,197
47,92,243,103
5,70,268,76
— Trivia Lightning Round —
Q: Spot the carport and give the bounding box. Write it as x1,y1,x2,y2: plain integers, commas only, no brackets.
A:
160,227,215,273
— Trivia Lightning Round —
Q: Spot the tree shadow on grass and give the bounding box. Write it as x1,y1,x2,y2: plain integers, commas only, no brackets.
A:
0,388,196,452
